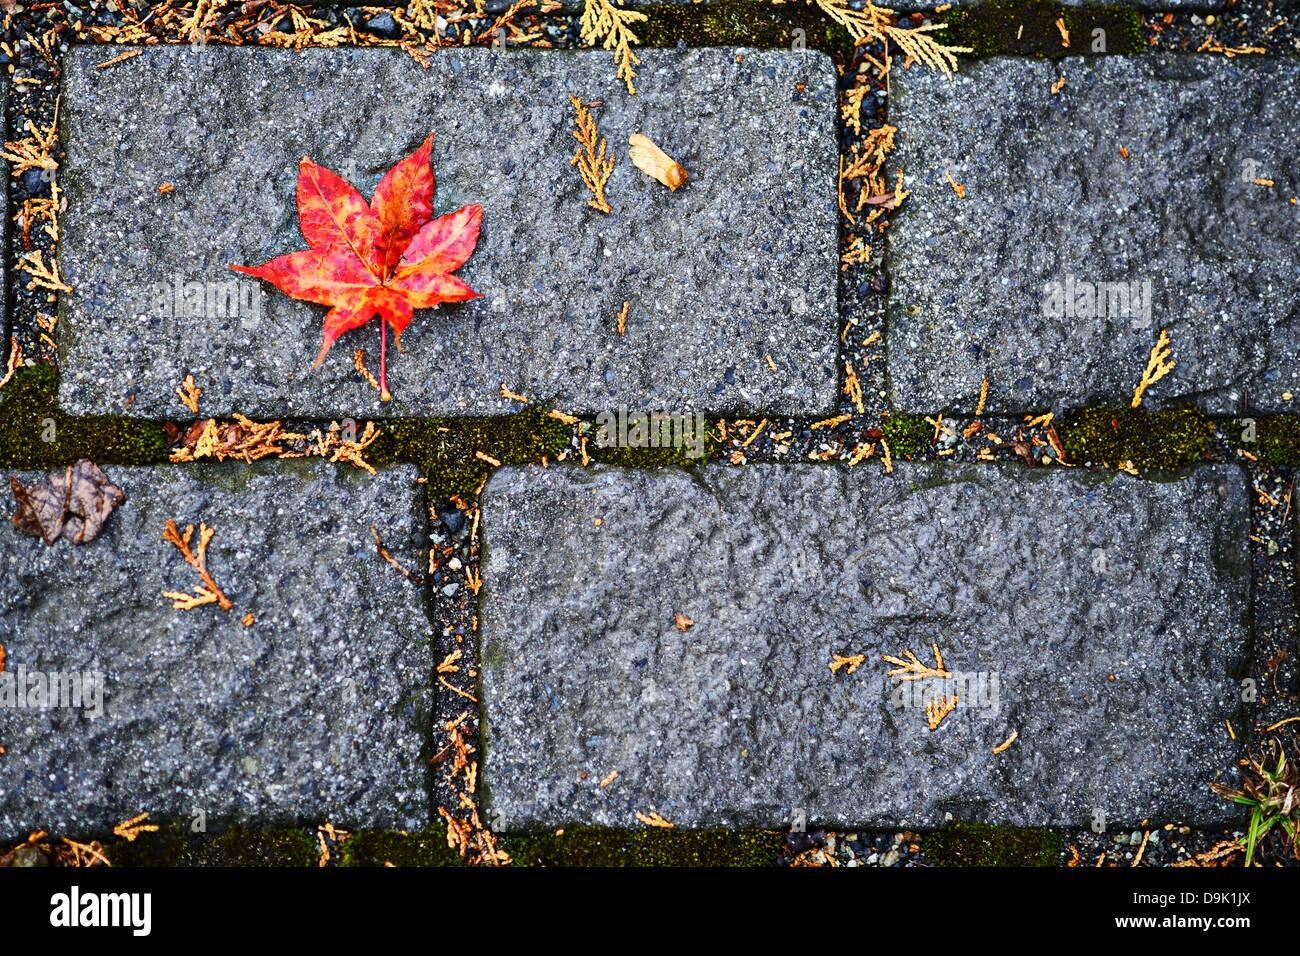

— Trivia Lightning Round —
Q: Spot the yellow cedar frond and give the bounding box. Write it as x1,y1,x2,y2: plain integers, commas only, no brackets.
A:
569,95,615,214
1131,328,1176,408
579,0,647,95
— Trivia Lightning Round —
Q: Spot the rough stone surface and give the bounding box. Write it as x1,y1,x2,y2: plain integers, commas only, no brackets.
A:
479,462,1251,830
887,55,1300,415
0,462,431,839
58,46,839,419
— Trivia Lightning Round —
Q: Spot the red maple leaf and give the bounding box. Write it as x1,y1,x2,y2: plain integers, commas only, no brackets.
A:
231,135,482,401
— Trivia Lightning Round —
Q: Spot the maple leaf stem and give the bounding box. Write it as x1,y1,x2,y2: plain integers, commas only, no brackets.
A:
379,317,392,402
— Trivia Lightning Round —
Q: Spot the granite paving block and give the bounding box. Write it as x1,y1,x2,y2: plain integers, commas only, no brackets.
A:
886,55,1300,415
58,46,839,419
0,461,431,839
479,462,1251,829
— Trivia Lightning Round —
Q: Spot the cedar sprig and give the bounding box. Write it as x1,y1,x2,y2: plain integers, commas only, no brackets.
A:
1131,328,1176,408
812,0,970,78
162,520,233,611
569,95,615,215
882,644,952,681
579,0,647,95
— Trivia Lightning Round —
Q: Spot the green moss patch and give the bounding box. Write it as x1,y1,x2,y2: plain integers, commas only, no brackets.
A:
640,0,852,56
944,0,1143,58
1227,414,1300,466
586,417,716,467
369,405,569,501
925,823,1063,867
338,827,464,867
103,823,317,867
1058,405,1212,472
588,442,706,468
0,366,168,469
506,826,782,867
882,412,933,458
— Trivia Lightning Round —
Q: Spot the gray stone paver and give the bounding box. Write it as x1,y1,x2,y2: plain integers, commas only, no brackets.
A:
57,46,839,420
0,462,430,840
479,462,1250,830
887,55,1300,415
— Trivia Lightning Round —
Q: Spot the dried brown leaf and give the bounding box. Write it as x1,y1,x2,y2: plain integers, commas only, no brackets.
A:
9,461,124,546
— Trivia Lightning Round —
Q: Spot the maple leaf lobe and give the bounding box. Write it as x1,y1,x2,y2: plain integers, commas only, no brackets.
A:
371,134,435,279
296,158,378,271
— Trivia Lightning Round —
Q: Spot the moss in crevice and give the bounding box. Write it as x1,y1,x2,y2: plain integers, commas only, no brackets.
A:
102,822,317,867
881,412,932,458
338,827,464,867
640,0,852,56
369,405,569,501
0,366,169,468
506,826,782,867
1058,405,1211,472
944,0,1143,58
585,414,716,467
1227,414,1300,466
925,823,1063,867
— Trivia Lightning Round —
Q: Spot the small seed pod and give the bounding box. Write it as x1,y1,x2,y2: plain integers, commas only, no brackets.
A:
628,133,688,191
